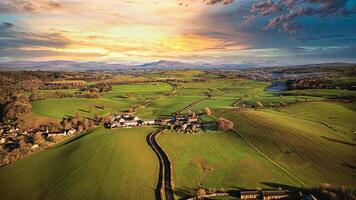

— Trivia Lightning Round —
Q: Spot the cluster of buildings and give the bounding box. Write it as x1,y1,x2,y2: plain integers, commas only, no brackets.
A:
165,114,205,134
105,113,206,134
240,190,289,200
106,114,156,128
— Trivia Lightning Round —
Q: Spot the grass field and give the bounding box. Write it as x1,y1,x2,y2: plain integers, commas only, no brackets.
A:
31,83,172,120
136,95,205,118
158,131,298,197
5,75,356,199
32,98,129,119
215,106,356,188
0,127,159,200
276,102,356,139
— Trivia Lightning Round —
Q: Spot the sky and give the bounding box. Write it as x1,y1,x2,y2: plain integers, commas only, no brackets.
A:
0,0,356,65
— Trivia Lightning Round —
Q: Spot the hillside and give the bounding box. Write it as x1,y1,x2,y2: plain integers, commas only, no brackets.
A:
158,130,299,196
0,127,159,200
215,104,356,188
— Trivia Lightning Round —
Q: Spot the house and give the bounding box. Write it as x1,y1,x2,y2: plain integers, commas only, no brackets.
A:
240,191,261,200
31,144,39,150
143,120,156,125
48,131,69,137
240,190,289,200
261,190,289,200
124,120,139,127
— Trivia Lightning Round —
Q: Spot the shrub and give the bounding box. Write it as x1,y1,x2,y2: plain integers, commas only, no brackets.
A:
312,183,356,200
204,107,212,116
195,188,206,199
255,101,263,109
217,117,234,131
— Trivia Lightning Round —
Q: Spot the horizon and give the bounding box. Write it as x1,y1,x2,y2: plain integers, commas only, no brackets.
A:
1,0,356,66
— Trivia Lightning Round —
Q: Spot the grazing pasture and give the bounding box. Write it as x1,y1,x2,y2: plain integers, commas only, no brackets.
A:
32,98,129,119
158,130,298,198
276,102,356,139
136,95,205,118
215,108,356,188
31,83,172,120
0,127,159,200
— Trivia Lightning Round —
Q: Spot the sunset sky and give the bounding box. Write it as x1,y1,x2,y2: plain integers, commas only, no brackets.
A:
1,0,356,65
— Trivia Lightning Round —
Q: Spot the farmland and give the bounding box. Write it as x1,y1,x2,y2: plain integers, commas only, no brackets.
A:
1,67,355,200
32,83,172,119
0,127,159,200
214,104,356,188
158,131,298,192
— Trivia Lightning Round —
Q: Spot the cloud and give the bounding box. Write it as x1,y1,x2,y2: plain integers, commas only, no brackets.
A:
244,0,356,33
203,0,234,5
0,22,70,49
0,0,62,13
3,22,14,28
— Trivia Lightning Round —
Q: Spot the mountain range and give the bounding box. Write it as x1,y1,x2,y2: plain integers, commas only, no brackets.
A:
0,60,354,71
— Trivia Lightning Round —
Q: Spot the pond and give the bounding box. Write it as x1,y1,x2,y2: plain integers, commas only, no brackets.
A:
266,81,287,93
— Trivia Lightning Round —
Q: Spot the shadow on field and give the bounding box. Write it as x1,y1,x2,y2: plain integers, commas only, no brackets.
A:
79,109,90,113
174,187,193,199
320,136,356,146
54,130,94,148
341,163,356,170
261,182,308,193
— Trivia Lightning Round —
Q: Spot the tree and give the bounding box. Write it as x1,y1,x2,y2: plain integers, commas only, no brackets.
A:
204,107,212,116
195,188,206,200
217,117,234,131
255,101,263,109
33,132,44,145
75,112,82,120
82,118,90,130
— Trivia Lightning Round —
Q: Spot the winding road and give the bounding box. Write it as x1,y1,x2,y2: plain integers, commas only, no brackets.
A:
147,128,175,200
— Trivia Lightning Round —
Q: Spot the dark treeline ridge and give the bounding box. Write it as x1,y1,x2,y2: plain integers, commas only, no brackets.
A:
287,77,356,91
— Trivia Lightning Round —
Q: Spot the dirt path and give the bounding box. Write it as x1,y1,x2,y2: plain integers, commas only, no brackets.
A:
133,82,177,114
175,97,209,114
147,128,175,200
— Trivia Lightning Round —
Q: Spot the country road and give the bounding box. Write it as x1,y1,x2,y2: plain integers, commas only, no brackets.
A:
147,129,175,200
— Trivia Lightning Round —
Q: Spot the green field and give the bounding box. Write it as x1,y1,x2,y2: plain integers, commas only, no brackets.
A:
3,75,356,199
32,83,172,120
215,105,356,187
158,131,298,196
276,102,356,139
0,127,159,200
136,95,205,118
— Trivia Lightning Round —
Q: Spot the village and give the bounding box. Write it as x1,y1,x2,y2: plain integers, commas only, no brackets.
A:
105,112,207,134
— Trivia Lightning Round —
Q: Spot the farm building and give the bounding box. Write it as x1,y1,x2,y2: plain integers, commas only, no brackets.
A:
160,114,205,134
240,190,289,200
240,191,260,200
261,190,289,200
107,114,158,128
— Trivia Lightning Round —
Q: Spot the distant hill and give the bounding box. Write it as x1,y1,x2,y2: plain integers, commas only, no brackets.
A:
0,60,129,71
0,60,354,71
0,60,255,71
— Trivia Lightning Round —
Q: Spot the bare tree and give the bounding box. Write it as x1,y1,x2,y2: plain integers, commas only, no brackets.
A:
255,101,263,109
204,107,212,116
217,117,234,131
195,188,206,200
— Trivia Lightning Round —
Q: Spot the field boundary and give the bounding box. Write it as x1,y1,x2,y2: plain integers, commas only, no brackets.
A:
175,97,210,114
231,127,306,186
